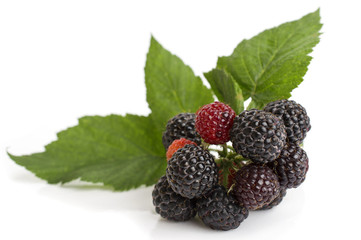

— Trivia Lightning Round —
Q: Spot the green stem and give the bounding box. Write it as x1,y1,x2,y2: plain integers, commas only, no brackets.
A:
227,145,235,151
221,144,228,157
227,152,238,159
227,183,235,195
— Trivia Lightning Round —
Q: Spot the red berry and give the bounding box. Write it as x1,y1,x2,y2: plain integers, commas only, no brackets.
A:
166,138,197,160
196,102,236,144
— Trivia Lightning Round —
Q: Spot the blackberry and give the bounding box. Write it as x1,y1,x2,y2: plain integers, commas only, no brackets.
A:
195,101,236,144
162,113,201,150
233,164,280,210
267,143,309,189
230,109,287,163
259,188,287,210
264,99,311,144
166,145,218,199
152,176,197,221
197,185,249,231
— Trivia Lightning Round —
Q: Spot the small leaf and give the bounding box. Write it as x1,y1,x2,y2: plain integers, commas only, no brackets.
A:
8,114,166,190
217,9,322,107
145,36,214,129
204,68,244,114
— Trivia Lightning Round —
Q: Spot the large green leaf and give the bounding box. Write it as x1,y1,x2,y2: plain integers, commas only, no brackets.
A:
145,36,214,129
217,9,322,108
8,114,166,190
204,68,244,114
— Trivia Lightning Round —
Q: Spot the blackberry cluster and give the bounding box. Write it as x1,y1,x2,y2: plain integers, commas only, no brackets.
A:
152,100,311,231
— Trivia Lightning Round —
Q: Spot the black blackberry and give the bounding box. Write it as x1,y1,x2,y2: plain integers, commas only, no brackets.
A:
232,164,280,210
197,185,249,231
258,187,287,210
166,145,218,199
267,143,309,189
152,176,197,221
230,109,287,163
162,113,201,149
264,99,311,144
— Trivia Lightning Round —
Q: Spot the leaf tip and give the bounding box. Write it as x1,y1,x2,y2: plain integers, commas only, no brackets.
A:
150,34,161,48
150,34,155,42
6,148,20,163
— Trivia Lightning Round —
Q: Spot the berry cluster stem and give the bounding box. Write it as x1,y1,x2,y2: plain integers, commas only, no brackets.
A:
222,144,228,157
212,144,252,189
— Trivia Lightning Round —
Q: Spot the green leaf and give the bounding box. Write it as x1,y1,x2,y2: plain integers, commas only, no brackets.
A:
8,114,166,190
246,100,266,110
145,36,214,129
204,68,244,114
217,9,322,107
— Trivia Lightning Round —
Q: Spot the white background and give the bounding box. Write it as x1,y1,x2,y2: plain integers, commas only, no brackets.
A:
1,0,360,239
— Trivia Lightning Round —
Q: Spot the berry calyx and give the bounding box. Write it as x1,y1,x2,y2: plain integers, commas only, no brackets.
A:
166,138,197,160
218,165,237,190
217,158,247,189
196,101,236,144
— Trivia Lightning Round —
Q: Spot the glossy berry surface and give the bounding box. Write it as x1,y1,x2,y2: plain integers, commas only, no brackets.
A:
196,101,236,144
268,143,309,189
166,145,218,199
230,109,287,163
259,187,287,210
233,164,280,210
264,99,311,144
197,185,248,231
152,176,197,221
162,113,201,150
